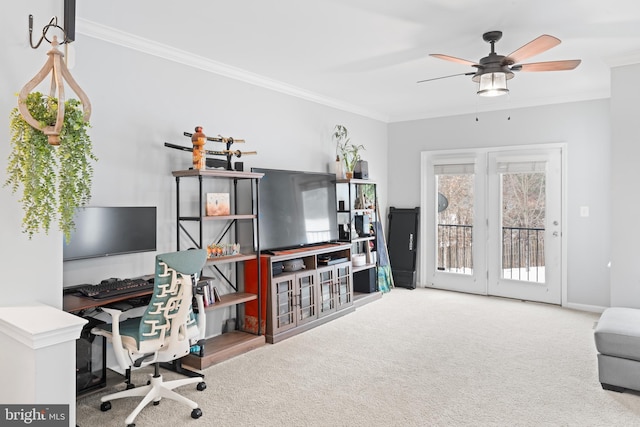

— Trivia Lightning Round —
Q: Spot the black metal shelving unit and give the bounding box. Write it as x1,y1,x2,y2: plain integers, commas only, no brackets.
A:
172,168,264,369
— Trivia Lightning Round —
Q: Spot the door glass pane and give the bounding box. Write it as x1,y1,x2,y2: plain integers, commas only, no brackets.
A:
276,281,294,326
319,270,334,312
299,275,315,319
501,172,545,283
436,172,474,275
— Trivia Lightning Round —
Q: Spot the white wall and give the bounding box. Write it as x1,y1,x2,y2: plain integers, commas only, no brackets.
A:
611,63,640,308
59,31,387,286
1,1,387,301
0,1,64,309
388,100,612,309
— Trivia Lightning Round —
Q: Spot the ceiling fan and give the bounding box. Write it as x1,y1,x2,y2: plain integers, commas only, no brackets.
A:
419,31,581,97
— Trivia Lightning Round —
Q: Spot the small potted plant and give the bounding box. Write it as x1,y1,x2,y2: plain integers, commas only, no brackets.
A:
5,92,97,241
333,124,364,179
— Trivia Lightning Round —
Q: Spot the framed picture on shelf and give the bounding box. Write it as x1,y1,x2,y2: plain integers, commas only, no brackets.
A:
206,193,230,216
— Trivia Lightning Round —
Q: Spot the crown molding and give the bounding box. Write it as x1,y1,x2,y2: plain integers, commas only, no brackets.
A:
606,50,640,68
76,18,389,123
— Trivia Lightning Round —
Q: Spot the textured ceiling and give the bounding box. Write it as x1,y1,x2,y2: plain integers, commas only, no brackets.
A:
77,0,640,122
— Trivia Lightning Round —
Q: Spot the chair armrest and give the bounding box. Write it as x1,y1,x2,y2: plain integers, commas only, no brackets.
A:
91,307,133,371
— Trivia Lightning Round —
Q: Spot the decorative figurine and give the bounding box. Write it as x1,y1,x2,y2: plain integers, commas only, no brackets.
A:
191,126,206,170
165,130,257,171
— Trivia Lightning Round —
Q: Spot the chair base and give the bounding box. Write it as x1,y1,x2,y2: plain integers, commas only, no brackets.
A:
100,371,205,426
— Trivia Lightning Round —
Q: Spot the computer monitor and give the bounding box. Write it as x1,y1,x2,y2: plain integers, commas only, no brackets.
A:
63,206,157,261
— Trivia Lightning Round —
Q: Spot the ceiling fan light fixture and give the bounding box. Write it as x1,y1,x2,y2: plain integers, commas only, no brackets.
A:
477,72,509,97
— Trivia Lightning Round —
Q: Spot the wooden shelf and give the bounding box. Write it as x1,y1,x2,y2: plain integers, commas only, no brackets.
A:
267,243,351,261
206,253,259,265
352,262,376,273
204,292,257,311
347,236,375,243
203,214,256,221
178,214,256,222
172,169,264,179
182,331,266,370
352,209,375,215
335,178,376,185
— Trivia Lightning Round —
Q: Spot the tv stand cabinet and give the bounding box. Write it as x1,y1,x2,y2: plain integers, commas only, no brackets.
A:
245,243,354,344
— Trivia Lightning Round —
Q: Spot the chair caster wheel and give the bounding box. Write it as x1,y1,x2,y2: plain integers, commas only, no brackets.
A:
191,408,202,419
100,401,111,412
197,382,207,391
127,424,135,427
153,400,160,406
126,383,135,390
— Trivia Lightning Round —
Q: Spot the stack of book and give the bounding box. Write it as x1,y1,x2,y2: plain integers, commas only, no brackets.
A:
197,277,221,307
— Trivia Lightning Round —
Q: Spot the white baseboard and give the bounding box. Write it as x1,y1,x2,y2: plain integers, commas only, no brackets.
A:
564,302,607,313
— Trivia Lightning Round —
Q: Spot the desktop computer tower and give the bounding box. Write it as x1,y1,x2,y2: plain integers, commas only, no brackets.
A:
76,316,107,395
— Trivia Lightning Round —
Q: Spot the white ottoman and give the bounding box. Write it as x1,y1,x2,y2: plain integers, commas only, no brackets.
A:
594,307,640,392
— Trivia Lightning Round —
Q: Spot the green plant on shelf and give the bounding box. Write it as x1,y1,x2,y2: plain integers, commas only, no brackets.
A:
333,124,365,174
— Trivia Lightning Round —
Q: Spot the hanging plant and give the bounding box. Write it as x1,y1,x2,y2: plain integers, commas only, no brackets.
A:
5,92,97,241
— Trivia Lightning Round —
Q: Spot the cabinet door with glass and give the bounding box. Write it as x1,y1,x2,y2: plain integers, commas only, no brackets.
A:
334,262,353,310
269,273,297,336
317,262,353,318
317,266,337,318
295,270,318,326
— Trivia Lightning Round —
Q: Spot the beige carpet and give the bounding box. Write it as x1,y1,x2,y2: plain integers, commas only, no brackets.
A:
77,288,640,426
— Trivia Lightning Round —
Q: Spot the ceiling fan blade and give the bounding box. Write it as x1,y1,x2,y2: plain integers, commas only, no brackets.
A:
429,54,477,67
505,35,561,64
512,59,581,72
417,72,475,84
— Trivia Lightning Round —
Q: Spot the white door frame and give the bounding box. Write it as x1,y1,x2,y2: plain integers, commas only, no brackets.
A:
419,143,568,306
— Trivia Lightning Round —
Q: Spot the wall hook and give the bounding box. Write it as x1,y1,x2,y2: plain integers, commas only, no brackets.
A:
29,14,69,49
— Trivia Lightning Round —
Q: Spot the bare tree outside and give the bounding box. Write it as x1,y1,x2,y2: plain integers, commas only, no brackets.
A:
437,174,474,274
435,171,546,281
502,173,545,228
501,172,546,282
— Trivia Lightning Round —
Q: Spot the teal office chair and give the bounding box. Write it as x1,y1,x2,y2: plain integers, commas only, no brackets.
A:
92,249,208,426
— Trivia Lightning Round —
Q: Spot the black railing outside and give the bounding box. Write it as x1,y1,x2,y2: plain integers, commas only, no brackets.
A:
502,226,545,282
437,224,473,273
437,224,545,282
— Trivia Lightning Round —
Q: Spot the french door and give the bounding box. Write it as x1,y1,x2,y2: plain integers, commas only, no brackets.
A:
420,145,565,305
486,148,563,303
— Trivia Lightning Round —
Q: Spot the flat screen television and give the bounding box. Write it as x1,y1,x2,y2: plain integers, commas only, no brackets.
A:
252,168,338,252
63,206,157,261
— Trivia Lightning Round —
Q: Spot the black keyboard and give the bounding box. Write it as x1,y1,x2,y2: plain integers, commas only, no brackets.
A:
76,278,154,299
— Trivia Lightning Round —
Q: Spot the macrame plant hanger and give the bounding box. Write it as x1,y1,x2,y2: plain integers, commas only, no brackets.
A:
18,15,91,145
